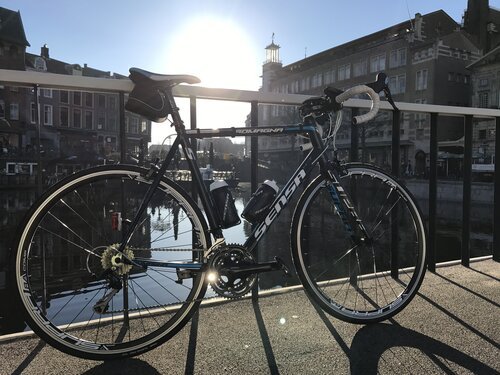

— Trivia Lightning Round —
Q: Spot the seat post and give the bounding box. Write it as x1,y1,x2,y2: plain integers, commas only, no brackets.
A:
164,87,186,134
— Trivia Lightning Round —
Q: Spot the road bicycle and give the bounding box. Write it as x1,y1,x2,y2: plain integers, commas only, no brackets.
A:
12,68,427,360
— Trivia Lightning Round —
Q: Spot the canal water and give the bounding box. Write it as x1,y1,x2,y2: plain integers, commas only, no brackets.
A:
0,180,494,334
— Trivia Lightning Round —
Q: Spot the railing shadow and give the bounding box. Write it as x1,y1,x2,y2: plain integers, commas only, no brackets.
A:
83,358,161,374
11,339,46,375
417,291,499,350
469,265,500,282
433,272,500,308
184,309,200,375
252,298,280,375
349,323,496,375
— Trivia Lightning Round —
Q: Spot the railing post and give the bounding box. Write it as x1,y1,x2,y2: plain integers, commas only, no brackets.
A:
391,110,401,177
462,115,473,267
428,113,438,272
190,96,198,200
391,110,400,279
119,92,127,163
350,108,359,162
250,101,259,301
494,117,500,262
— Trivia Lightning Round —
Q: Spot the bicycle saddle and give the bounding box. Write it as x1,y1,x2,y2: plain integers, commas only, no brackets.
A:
129,67,201,86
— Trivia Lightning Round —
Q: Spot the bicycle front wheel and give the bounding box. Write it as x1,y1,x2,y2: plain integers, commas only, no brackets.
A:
291,164,426,323
13,165,210,360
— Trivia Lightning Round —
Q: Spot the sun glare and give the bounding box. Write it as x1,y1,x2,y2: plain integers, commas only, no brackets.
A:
166,16,260,90
152,16,260,144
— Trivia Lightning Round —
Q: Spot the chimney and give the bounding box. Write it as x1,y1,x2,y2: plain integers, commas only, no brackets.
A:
414,13,423,41
41,44,49,59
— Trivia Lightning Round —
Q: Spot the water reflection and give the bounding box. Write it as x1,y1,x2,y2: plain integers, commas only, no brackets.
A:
0,179,494,335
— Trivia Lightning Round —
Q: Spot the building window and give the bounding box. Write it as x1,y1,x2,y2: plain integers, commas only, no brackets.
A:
73,108,82,128
338,64,351,81
9,103,19,120
98,94,106,107
390,48,406,68
415,99,428,123
370,54,386,72
97,115,105,130
73,92,81,106
108,116,117,131
448,72,454,81
388,74,406,94
478,92,489,108
85,110,93,129
324,69,335,84
60,107,69,127
416,70,428,90
0,100,5,118
299,77,310,91
85,92,93,107
43,88,52,98
44,105,53,125
30,102,37,123
141,120,148,134
60,90,69,104
311,73,323,88
478,129,487,140
353,60,367,77
479,78,488,87
130,117,139,134
109,96,117,109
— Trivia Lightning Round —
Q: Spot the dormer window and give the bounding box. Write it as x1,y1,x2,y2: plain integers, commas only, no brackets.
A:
34,57,47,71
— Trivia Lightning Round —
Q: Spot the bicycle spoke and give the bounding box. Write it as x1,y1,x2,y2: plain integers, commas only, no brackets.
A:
294,167,426,323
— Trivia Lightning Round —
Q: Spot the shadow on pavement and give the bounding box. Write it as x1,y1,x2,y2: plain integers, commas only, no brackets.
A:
252,298,280,375
82,358,162,375
349,323,496,375
11,339,46,375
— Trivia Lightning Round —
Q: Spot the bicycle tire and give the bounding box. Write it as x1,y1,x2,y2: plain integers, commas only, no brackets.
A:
291,163,426,323
12,164,210,360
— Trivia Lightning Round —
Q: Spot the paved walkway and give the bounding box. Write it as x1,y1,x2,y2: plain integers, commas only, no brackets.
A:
0,259,498,375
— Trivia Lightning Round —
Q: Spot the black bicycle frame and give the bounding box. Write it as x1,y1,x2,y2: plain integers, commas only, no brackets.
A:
120,88,363,270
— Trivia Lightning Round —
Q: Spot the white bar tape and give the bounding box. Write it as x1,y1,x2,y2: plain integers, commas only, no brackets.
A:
300,142,313,151
335,85,380,124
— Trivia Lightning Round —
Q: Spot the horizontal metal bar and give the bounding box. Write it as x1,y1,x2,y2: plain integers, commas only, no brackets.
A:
1,69,500,118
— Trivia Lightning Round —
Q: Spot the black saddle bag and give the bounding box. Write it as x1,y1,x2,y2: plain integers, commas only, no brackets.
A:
125,84,171,123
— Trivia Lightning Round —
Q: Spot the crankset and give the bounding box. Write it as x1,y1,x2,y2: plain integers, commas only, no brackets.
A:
208,244,290,299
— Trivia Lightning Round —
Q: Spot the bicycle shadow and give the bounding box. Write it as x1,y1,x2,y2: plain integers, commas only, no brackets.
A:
82,358,162,375
349,323,496,375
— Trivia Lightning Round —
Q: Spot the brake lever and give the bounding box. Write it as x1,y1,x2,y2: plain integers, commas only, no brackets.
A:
384,87,399,111
366,72,399,111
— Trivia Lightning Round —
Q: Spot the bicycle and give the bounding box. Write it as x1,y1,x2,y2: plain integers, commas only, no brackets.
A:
12,68,427,360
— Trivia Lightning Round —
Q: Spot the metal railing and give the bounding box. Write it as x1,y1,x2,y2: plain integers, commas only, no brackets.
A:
1,68,499,270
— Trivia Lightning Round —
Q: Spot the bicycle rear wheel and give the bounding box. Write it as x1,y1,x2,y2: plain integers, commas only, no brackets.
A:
291,164,426,323
13,165,210,359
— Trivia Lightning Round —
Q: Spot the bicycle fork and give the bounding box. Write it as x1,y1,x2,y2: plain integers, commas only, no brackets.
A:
324,169,371,245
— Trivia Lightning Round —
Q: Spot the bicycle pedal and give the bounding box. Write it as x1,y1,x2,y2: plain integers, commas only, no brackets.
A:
274,257,291,277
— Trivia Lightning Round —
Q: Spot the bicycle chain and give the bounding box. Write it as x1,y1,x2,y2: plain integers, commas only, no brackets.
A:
131,247,206,253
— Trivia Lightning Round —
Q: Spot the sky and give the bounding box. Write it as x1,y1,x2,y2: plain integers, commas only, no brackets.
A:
2,0,498,143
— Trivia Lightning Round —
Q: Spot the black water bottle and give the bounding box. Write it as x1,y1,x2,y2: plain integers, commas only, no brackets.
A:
241,180,279,224
210,180,241,228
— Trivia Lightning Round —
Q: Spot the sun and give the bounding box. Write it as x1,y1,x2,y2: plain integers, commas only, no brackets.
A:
164,16,260,90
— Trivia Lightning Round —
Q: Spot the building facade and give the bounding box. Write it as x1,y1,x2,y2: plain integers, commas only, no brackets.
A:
259,9,482,177
0,7,151,182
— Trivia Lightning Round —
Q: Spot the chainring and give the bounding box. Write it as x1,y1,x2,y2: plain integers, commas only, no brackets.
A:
208,244,257,299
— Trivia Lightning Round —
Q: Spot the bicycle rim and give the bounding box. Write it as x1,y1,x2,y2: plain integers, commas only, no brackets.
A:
292,165,426,323
14,165,209,359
